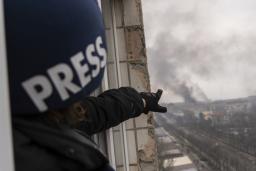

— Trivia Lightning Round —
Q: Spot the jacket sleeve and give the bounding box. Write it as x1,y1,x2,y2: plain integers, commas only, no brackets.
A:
78,87,144,135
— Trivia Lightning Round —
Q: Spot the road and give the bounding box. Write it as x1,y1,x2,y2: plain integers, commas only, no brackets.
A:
155,114,256,171
155,114,213,171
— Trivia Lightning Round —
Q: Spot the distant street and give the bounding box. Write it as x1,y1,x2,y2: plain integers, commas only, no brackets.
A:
155,114,213,171
155,112,256,171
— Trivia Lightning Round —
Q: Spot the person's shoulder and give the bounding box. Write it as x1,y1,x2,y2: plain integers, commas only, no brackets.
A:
13,128,63,171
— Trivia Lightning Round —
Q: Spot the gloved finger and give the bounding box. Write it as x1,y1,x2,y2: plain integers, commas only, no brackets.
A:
155,89,163,101
156,105,167,113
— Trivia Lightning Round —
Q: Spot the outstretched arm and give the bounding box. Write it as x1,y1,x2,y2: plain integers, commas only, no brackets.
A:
78,87,145,135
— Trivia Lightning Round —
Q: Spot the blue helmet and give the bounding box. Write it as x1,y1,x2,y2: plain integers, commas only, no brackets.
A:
5,0,107,114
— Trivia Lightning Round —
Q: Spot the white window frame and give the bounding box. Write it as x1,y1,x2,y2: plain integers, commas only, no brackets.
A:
101,0,131,170
102,71,117,169
109,1,130,170
97,1,117,169
0,0,15,170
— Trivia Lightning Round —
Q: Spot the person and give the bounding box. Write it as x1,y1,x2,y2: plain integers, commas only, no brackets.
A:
4,0,167,170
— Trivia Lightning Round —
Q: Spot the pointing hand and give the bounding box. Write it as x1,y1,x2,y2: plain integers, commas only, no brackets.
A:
140,89,167,114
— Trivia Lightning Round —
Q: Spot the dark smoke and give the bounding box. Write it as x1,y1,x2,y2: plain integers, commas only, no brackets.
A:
148,32,211,103
178,83,197,103
145,0,256,102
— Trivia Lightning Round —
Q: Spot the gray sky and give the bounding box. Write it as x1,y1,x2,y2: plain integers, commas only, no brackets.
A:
142,0,256,103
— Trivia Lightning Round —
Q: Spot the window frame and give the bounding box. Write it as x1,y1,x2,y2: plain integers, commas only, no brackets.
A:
101,0,131,170
0,0,15,170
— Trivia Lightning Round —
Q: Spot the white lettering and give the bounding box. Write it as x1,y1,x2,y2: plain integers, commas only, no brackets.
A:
47,63,81,100
71,52,91,87
22,75,53,112
86,44,100,78
96,36,107,68
22,36,106,111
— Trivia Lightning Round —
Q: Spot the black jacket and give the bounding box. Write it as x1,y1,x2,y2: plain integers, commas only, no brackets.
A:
13,87,144,171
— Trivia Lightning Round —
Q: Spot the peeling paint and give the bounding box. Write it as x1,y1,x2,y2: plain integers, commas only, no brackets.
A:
129,65,150,91
138,136,157,171
138,136,155,161
103,0,159,170
125,26,146,60
121,1,158,170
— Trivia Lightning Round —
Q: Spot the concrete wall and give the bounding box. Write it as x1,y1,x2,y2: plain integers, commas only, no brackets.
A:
102,0,158,170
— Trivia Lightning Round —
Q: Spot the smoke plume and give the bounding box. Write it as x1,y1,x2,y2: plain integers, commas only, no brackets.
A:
143,0,256,102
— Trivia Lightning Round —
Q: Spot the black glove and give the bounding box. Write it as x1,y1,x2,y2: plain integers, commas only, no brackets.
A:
140,89,167,114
